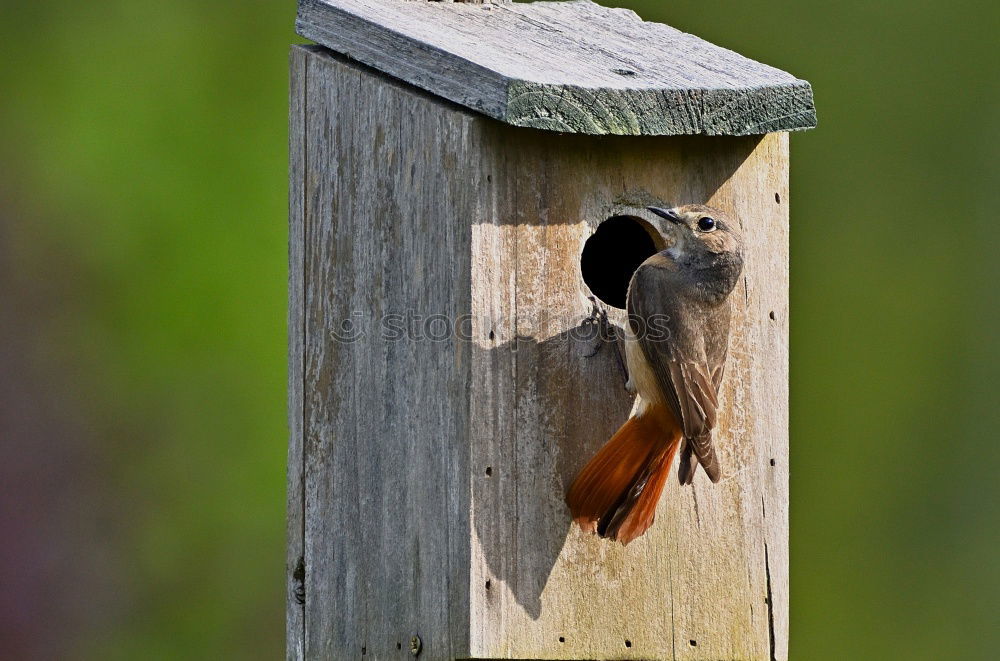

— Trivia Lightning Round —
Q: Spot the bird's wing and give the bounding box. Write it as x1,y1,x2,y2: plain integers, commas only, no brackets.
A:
628,264,724,482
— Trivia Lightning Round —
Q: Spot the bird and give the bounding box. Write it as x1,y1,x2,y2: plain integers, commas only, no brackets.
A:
565,204,745,545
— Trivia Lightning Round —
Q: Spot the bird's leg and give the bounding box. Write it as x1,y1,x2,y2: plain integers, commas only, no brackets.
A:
583,297,632,393
579,297,605,358
610,325,633,394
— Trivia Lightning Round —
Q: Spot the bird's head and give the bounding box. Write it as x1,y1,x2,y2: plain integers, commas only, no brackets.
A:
647,204,743,263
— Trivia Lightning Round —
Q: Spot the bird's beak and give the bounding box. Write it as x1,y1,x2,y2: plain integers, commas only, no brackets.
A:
647,206,683,225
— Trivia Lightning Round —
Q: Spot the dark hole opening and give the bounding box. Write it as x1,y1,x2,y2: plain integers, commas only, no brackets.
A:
624,639,633,648
690,639,697,647
581,216,663,309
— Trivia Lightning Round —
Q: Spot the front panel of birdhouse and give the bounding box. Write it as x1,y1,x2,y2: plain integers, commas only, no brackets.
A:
290,46,789,661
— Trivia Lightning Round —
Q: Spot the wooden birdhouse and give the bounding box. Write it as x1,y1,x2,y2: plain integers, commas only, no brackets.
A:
287,1,815,659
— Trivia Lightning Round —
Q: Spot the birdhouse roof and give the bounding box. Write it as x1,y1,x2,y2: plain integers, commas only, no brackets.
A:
296,0,816,136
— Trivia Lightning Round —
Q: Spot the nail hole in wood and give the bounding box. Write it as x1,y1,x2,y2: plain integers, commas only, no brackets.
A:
488,329,495,341
582,216,664,309
770,458,776,466
689,639,697,646
485,466,493,477
362,647,367,655
775,192,781,203
769,311,776,321
624,639,632,648
559,636,565,643
396,642,402,650
485,579,491,590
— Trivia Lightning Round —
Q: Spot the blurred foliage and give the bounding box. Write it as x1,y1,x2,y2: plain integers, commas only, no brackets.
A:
0,0,997,659
0,2,296,658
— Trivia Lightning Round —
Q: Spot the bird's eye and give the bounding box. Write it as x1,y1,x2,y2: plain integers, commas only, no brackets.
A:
697,217,716,232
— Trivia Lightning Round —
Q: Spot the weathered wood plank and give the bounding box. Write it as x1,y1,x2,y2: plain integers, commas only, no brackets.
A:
295,0,816,136
465,130,789,660
298,45,475,660
286,44,308,661
291,45,789,659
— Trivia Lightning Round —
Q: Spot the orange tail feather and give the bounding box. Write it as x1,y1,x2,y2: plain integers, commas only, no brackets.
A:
565,402,681,545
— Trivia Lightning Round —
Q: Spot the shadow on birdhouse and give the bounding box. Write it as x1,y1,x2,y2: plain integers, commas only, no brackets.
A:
464,131,759,626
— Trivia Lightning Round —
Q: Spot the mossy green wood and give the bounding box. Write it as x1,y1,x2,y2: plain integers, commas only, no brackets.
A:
295,0,816,136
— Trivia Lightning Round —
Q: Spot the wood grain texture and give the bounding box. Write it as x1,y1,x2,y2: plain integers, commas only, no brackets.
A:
289,44,789,660
287,44,307,661
296,44,475,660
295,0,816,136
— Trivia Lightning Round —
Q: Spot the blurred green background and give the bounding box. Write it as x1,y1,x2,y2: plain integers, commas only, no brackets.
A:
1,0,997,659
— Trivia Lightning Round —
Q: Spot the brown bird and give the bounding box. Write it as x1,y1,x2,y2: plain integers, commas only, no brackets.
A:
566,204,744,545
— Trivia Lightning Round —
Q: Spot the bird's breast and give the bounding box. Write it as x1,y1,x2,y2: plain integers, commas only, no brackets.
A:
623,322,664,416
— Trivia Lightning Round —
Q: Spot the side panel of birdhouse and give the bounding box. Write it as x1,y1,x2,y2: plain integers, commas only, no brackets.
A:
290,46,480,660
467,130,789,661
